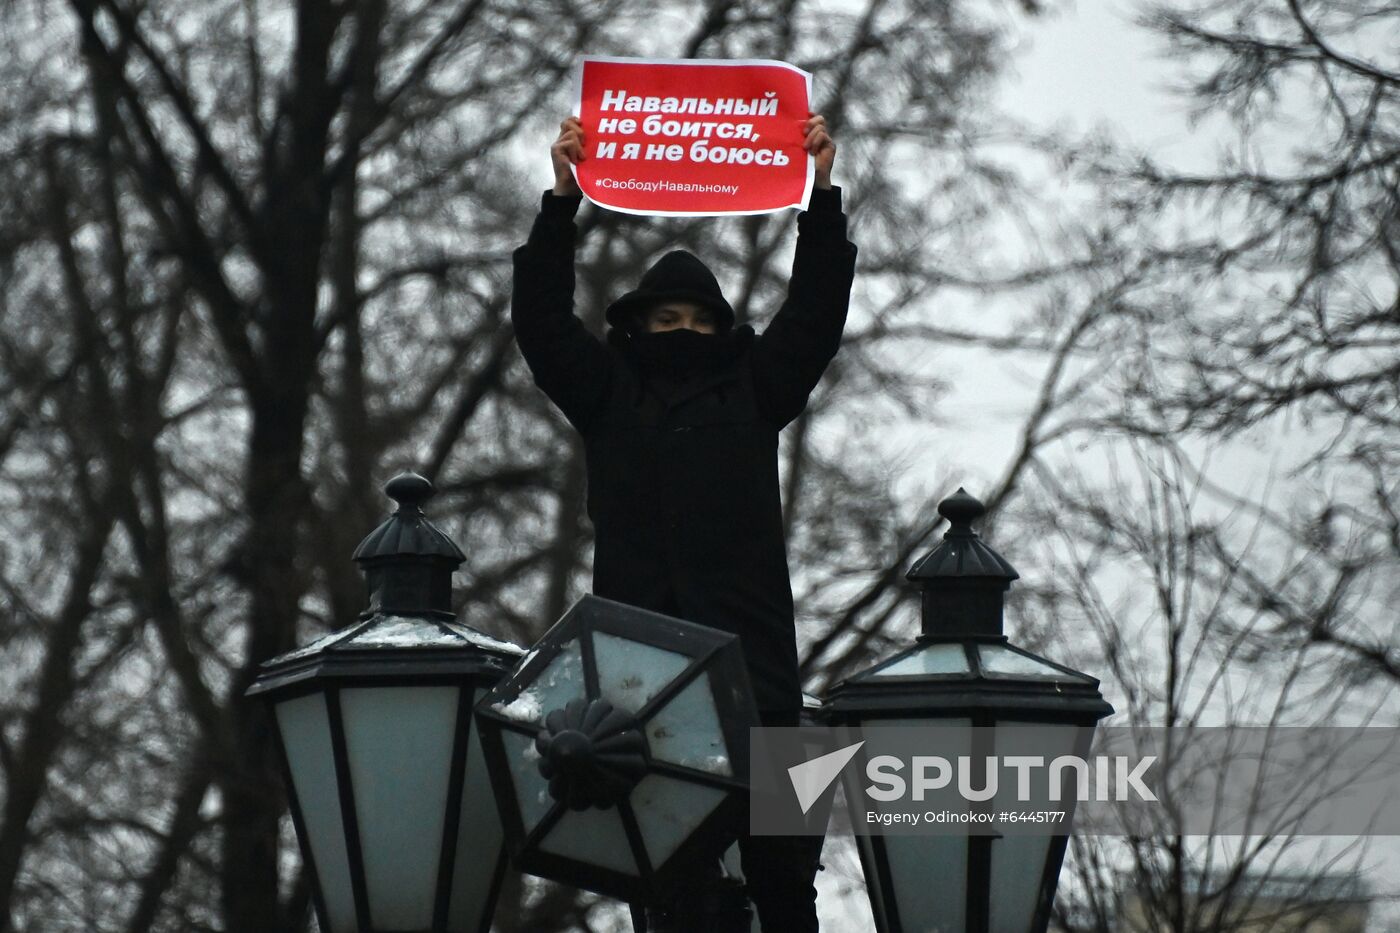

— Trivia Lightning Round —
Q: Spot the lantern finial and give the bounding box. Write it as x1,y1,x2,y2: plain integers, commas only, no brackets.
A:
937,486,984,529
385,471,435,514
352,471,464,618
907,487,1018,637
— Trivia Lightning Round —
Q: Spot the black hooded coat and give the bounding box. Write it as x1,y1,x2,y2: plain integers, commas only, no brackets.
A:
510,187,857,712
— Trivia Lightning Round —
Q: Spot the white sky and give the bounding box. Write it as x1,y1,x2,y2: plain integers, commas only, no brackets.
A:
867,0,1196,493
895,0,1287,496
1002,0,1196,153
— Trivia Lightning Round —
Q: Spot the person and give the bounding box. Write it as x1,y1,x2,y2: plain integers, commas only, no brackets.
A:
511,112,856,933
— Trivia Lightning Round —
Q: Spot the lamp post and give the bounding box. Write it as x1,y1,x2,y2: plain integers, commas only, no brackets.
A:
246,473,522,933
473,594,758,924
822,488,1113,933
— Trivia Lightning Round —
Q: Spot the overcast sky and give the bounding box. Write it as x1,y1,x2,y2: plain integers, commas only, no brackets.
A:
1003,0,1189,150
870,0,1200,497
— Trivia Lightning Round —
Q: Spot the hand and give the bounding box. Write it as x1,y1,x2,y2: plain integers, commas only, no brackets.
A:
551,116,585,196
803,114,836,190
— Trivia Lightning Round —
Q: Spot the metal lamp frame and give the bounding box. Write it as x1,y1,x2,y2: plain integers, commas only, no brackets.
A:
250,642,516,933
826,632,1112,933
475,595,758,903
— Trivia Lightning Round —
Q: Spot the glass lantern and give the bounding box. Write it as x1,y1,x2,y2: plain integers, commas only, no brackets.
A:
823,489,1113,933
474,594,759,903
247,473,522,933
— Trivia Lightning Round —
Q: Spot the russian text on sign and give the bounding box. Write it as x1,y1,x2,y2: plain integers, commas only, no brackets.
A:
601,90,780,118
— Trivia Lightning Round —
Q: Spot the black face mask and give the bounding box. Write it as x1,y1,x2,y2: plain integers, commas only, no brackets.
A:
629,328,732,379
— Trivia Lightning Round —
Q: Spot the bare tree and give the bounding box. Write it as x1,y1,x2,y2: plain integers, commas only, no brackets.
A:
1089,0,1399,683
1020,444,1380,933
0,0,1095,929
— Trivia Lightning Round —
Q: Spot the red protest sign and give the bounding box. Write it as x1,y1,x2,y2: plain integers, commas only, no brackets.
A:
572,57,814,217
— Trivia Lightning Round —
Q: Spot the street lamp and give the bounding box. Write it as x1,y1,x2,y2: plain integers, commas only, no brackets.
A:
473,595,758,908
246,473,523,933
822,488,1113,933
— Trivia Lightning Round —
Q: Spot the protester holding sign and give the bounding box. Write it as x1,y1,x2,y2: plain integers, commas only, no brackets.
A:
511,90,854,932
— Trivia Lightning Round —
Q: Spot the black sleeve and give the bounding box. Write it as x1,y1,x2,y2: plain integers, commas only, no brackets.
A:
749,185,858,427
510,191,613,431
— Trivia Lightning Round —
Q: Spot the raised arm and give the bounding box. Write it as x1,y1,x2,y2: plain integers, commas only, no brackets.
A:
751,115,858,427
511,117,613,431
